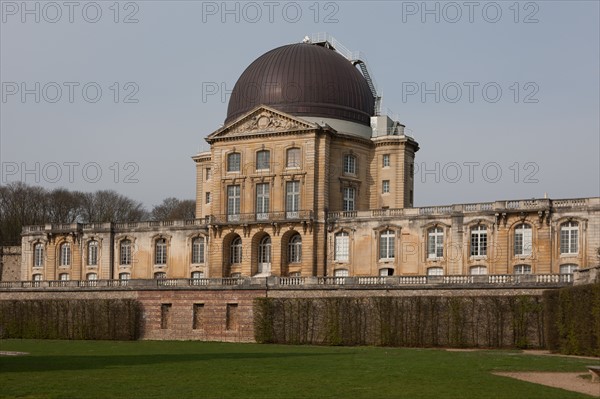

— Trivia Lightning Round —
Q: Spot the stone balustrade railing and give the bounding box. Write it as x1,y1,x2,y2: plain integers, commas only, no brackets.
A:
328,197,597,221
0,273,572,290
19,198,597,234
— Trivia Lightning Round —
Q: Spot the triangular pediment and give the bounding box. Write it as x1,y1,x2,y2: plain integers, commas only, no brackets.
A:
206,106,321,142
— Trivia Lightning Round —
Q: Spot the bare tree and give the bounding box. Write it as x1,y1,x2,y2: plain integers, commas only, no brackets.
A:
0,183,150,244
79,190,148,223
151,197,195,220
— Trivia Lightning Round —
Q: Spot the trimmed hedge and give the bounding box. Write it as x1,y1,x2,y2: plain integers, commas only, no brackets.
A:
544,282,600,357
0,299,141,340
254,296,545,348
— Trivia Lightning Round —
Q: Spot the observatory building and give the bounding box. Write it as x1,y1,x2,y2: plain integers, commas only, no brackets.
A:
18,36,600,283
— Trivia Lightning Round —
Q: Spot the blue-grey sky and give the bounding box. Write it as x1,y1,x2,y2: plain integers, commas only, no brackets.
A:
1,1,598,208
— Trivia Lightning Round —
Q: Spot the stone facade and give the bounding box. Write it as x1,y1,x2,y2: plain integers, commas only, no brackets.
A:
11,39,600,283
0,246,21,281
16,197,599,282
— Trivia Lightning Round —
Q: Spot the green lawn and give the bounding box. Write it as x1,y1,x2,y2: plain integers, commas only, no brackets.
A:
0,340,597,399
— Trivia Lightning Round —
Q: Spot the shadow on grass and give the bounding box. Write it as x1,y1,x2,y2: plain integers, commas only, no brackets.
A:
1,351,350,373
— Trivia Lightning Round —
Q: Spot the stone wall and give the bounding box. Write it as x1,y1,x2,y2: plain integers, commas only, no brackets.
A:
0,246,21,281
0,284,558,343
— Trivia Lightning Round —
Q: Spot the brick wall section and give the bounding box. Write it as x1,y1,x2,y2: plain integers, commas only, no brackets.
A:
137,289,260,342
0,246,21,281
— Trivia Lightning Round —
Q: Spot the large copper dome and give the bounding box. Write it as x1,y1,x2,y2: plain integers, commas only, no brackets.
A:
225,43,375,126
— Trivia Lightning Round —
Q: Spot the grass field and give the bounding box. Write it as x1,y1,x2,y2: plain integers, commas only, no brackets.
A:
0,340,597,399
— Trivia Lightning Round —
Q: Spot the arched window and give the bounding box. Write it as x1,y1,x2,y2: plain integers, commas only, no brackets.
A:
286,147,301,168
470,225,487,257
514,224,532,256
559,264,578,274
86,273,97,280
427,227,444,259
343,154,357,174
514,264,532,275
288,234,302,263
33,243,44,268
154,272,166,279
230,236,242,265
227,152,241,172
334,231,349,262
379,229,395,260
560,222,579,254
470,265,487,275
87,240,98,266
32,273,43,282
155,238,167,265
59,243,71,266
119,272,130,280
256,150,270,171
59,273,70,281
257,236,272,275
120,240,132,265
192,237,205,264
427,267,444,276
343,187,355,211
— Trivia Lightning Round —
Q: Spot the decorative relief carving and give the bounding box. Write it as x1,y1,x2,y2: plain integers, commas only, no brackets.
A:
229,111,305,134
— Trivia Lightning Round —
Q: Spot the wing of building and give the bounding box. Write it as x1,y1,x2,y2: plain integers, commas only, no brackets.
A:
16,37,600,283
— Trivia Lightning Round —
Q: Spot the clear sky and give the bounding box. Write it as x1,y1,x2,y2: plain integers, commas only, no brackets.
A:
1,1,598,208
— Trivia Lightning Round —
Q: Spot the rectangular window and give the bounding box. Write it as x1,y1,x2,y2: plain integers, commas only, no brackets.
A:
334,232,349,262
205,192,211,204
227,153,241,172
560,223,578,254
34,244,44,267
428,228,444,259
160,304,172,329
120,241,132,265
227,185,241,222
382,180,390,193
379,230,395,260
87,241,98,266
193,304,204,330
286,148,300,168
343,187,355,211
226,304,238,331
383,154,390,167
470,226,487,257
205,168,212,180
256,183,270,220
343,155,357,174
155,239,167,265
515,225,532,256
192,238,205,264
256,150,270,171
60,244,71,266
286,180,300,218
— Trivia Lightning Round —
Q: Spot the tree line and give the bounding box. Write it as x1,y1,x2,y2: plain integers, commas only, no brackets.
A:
0,182,195,245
